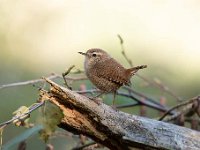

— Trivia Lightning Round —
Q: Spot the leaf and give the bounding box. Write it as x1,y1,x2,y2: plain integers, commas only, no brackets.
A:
2,125,43,150
12,106,30,127
39,101,64,142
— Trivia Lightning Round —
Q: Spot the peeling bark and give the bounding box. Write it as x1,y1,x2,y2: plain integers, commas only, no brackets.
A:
39,78,200,150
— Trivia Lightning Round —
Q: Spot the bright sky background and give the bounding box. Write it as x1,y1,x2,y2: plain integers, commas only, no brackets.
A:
0,0,200,79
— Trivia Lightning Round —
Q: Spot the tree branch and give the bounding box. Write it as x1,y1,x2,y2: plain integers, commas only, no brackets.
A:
0,73,87,90
0,102,44,128
39,78,200,150
117,34,181,102
159,96,200,121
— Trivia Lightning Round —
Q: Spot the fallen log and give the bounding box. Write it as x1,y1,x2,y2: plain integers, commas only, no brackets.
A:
38,78,200,150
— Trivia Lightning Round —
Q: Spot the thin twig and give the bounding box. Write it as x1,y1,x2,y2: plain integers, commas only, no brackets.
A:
122,87,176,114
76,87,172,112
62,65,75,89
0,101,44,128
0,74,59,90
163,112,182,122
117,34,181,102
159,96,200,121
75,89,100,95
76,88,172,113
137,74,182,102
116,102,139,109
117,34,133,66
116,91,171,113
0,74,87,90
123,86,166,108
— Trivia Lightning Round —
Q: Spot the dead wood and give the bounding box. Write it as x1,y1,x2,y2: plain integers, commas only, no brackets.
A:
38,78,200,150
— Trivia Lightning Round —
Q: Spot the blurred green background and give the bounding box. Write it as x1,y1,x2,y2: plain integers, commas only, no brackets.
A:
0,0,200,149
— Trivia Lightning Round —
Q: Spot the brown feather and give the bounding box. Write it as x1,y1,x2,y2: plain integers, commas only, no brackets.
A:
126,65,147,76
93,58,130,86
83,48,147,92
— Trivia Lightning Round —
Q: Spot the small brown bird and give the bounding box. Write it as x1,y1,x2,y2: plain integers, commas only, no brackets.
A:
79,48,147,104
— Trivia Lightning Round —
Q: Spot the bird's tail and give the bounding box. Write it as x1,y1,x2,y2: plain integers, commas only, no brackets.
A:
126,65,147,76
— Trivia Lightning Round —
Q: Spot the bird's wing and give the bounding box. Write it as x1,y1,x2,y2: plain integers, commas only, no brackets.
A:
93,58,129,85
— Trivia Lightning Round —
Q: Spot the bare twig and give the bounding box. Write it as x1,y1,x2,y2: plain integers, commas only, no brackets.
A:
138,74,182,102
116,91,171,113
159,96,200,121
75,89,100,95
123,86,166,108
75,88,171,113
117,34,133,66
62,65,75,89
116,102,139,109
122,87,176,115
0,73,87,90
117,34,181,102
0,101,44,128
0,74,57,90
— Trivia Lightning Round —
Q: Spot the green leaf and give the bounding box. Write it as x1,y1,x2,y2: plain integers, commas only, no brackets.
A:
39,101,64,142
2,125,43,150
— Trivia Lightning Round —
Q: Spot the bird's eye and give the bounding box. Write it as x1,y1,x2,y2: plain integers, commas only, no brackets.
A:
92,53,97,57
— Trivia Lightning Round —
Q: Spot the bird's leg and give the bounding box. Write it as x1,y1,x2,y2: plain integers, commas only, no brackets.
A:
94,92,104,98
88,92,104,105
111,92,118,110
112,92,116,106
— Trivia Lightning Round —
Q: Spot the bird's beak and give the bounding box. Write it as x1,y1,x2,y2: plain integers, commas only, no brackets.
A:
78,52,87,56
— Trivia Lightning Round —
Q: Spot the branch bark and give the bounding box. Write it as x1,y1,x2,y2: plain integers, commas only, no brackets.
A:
39,78,200,150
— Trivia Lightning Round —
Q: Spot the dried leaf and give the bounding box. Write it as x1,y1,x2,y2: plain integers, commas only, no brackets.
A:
12,106,30,127
39,101,64,142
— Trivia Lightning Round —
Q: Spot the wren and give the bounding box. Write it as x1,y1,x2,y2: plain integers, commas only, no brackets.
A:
79,48,147,104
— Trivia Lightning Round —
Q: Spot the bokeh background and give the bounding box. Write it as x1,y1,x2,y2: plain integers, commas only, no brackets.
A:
0,0,200,149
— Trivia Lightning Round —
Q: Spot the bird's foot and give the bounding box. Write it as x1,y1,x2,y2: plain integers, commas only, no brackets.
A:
88,97,103,105
110,105,118,111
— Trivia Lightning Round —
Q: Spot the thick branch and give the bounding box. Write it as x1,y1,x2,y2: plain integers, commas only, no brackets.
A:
39,78,200,150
